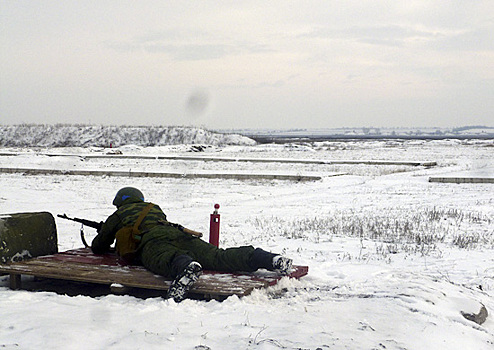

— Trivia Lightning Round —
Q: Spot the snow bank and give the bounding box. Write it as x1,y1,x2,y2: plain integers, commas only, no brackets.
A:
0,125,256,147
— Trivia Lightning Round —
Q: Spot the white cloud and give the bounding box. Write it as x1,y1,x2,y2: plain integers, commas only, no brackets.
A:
1,1,493,128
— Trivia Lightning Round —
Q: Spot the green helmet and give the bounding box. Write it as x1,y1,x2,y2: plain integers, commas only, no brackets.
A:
112,187,144,207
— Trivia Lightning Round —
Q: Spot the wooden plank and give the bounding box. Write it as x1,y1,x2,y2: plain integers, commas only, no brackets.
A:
0,260,307,297
9,273,21,290
0,249,309,298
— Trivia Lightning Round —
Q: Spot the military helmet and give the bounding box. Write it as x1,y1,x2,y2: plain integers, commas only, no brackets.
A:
112,187,144,207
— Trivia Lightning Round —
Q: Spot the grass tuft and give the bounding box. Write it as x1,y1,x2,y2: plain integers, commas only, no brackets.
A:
250,207,493,257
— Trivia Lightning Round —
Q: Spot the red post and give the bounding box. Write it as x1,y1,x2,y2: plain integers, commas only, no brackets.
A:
209,204,220,247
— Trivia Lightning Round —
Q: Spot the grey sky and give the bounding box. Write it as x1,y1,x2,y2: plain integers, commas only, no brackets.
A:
1,1,493,129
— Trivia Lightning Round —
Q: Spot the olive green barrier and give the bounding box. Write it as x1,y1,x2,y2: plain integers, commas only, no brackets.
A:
0,212,58,264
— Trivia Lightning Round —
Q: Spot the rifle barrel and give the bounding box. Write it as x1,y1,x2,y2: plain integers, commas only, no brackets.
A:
57,214,102,230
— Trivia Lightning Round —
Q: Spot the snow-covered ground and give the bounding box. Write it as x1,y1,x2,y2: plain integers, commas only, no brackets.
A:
0,139,493,349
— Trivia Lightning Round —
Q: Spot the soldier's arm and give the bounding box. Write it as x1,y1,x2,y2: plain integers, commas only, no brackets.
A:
91,212,121,254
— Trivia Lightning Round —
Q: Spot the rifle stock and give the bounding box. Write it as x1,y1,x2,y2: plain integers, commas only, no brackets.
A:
181,226,203,238
164,221,203,238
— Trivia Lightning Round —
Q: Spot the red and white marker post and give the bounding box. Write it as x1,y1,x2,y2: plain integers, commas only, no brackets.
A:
209,204,220,247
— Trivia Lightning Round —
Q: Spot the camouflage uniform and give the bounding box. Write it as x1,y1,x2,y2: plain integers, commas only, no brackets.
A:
91,198,269,278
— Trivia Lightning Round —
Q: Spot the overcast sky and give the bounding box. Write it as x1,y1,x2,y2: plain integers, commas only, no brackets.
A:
1,1,493,129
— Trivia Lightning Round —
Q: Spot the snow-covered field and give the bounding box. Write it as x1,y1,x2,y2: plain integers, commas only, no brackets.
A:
1,139,493,349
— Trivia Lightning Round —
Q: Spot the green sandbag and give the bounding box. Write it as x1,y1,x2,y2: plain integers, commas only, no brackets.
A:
0,212,58,263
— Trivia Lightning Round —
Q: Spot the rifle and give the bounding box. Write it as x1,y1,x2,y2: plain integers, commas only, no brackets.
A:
166,222,203,238
57,214,203,248
57,214,103,248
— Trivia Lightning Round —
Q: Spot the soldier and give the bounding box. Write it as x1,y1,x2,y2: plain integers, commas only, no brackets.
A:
91,187,293,302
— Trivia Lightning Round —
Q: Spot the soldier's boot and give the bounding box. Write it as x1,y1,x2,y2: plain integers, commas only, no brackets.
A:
272,255,293,275
249,248,293,275
166,261,203,302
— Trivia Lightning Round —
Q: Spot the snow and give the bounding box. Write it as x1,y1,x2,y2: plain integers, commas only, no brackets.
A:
0,138,493,349
0,125,256,147
227,126,494,139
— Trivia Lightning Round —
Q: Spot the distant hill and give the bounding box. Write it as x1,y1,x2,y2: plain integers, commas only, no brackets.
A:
0,124,256,147
225,126,494,143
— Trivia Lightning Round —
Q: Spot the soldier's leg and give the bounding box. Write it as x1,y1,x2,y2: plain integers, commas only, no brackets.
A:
172,236,254,272
183,237,288,273
199,244,257,272
138,236,191,278
138,237,203,302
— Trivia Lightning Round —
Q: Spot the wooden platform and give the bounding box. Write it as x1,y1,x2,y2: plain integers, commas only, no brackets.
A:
0,248,308,300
